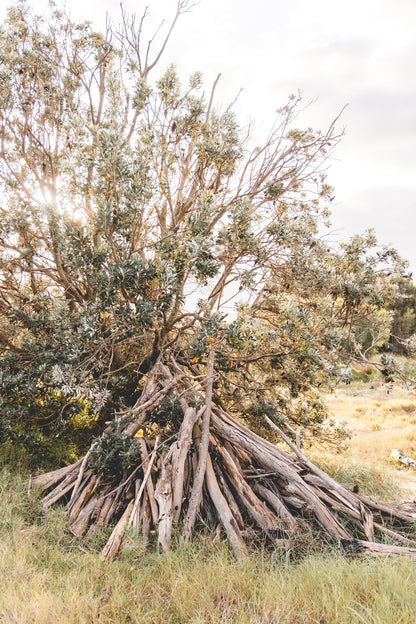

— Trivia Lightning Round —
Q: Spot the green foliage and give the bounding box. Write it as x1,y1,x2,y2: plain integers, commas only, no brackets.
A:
90,421,142,478
350,365,379,384
387,277,416,354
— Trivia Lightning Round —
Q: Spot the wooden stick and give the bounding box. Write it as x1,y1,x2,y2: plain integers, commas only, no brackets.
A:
31,460,82,489
213,462,244,530
182,349,215,541
340,538,416,559
128,436,160,528
171,405,199,524
253,483,299,536
216,443,280,535
40,472,79,508
391,449,416,469
154,458,173,550
204,452,247,558
102,500,135,561
68,449,93,507
68,474,97,522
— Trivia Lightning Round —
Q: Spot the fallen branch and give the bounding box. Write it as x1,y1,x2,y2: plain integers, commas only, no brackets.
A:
391,449,416,470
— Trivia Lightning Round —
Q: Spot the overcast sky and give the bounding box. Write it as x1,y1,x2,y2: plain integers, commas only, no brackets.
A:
1,0,416,274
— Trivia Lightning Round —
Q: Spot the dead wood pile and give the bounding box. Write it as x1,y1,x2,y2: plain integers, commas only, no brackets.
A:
32,358,416,560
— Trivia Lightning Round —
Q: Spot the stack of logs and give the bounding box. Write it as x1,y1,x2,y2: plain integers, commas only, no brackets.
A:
32,357,416,560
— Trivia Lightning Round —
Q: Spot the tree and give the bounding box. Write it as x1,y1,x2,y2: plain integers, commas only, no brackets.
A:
1,2,416,559
388,277,416,355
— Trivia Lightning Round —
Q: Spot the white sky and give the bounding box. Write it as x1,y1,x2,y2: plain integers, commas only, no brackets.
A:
1,0,416,274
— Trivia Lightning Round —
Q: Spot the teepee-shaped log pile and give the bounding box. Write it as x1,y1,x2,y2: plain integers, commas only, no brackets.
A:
32,356,416,560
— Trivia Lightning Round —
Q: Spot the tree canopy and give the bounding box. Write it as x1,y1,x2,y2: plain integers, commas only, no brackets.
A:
1,2,415,558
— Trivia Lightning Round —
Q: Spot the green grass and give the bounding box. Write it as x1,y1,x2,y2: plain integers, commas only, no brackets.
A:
309,456,401,502
1,467,416,623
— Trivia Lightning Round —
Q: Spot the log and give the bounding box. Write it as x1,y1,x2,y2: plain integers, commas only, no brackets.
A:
137,437,159,526
68,474,97,522
216,443,281,535
40,472,79,509
96,491,117,527
213,463,244,530
253,483,299,536
182,349,215,541
204,452,247,558
214,411,351,539
129,479,143,528
171,405,198,523
102,500,135,561
32,460,82,490
30,360,416,560
341,538,416,559
140,492,151,541
391,449,416,469
128,437,160,528
154,458,173,551
68,449,93,506
70,494,100,536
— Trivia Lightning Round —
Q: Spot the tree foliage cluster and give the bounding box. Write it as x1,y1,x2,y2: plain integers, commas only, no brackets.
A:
387,278,416,355
0,1,407,463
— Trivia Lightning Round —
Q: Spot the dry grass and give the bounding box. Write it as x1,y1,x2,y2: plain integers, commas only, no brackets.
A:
2,377,416,623
320,383,416,500
1,465,416,624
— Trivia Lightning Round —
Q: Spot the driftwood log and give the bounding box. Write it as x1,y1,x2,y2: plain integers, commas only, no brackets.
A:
391,449,416,470
32,358,416,560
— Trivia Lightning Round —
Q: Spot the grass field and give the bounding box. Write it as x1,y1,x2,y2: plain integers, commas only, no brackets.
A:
1,378,416,623
320,381,416,502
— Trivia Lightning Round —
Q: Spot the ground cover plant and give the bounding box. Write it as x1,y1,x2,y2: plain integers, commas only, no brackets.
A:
1,0,416,560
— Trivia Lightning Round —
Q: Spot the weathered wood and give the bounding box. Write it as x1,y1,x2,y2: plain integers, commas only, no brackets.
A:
129,478,143,528
32,361,416,559
69,494,100,536
154,459,173,550
40,472,79,508
182,349,215,541
373,522,416,546
68,449,93,507
102,500,135,561
356,491,416,523
359,501,375,542
128,436,160,528
137,436,160,526
96,491,117,527
391,449,416,469
31,460,82,490
213,463,244,530
341,538,416,559
68,474,97,522
216,443,280,535
171,405,198,523
214,411,351,539
253,483,299,536
204,452,247,558
140,492,151,541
